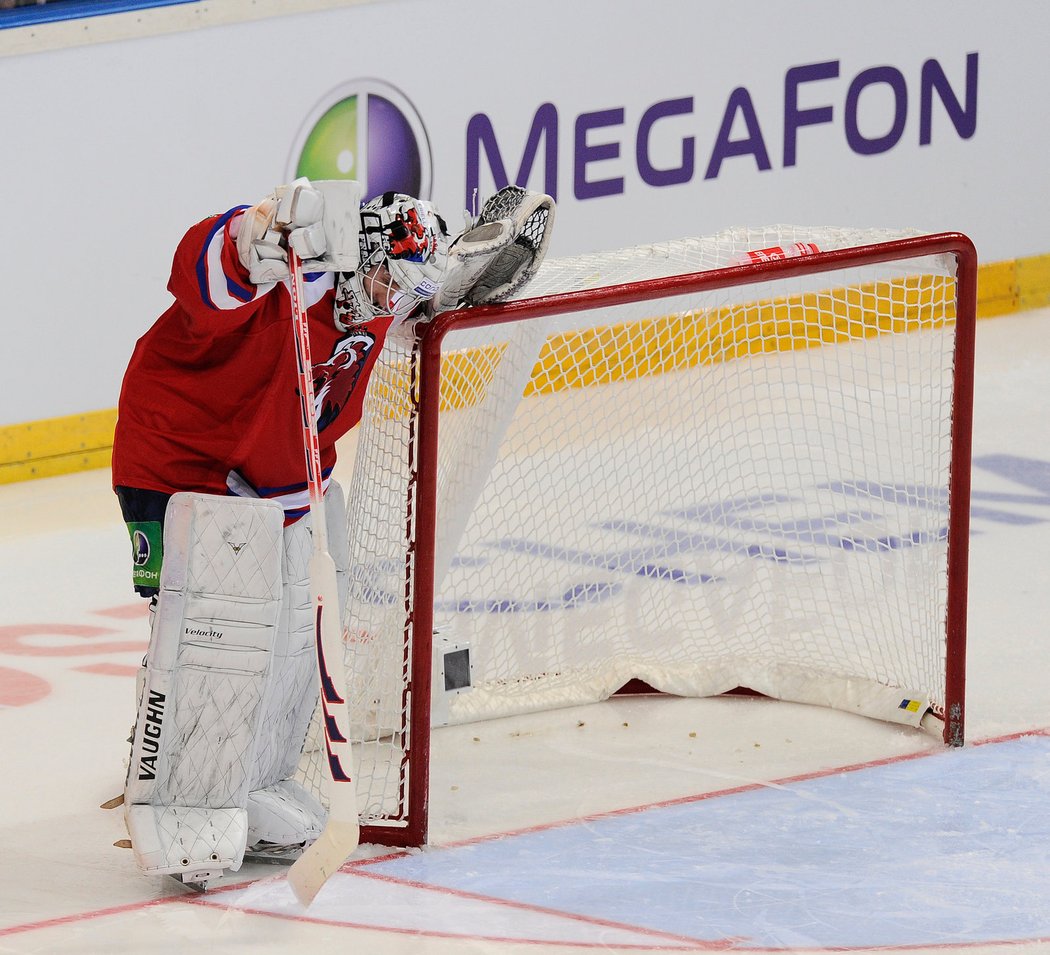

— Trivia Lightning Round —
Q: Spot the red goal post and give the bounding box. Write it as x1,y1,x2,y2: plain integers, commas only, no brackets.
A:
304,227,977,848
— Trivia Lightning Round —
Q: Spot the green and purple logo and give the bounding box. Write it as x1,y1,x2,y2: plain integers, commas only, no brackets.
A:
289,79,432,201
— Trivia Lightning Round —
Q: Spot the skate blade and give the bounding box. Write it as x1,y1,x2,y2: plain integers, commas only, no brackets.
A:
244,843,308,866
169,868,224,892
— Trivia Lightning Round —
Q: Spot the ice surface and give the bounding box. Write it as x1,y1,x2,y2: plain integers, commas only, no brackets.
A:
1,310,1049,954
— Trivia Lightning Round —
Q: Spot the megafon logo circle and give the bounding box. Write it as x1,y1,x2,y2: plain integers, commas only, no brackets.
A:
289,79,433,200
131,530,150,567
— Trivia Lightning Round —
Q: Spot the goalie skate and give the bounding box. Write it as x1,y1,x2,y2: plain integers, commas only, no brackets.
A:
170,867,224,893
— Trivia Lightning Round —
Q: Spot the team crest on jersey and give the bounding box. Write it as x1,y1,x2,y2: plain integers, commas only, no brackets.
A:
313,329,377,431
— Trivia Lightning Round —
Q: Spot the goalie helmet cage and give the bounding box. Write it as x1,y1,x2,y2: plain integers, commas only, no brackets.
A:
304,226,976,849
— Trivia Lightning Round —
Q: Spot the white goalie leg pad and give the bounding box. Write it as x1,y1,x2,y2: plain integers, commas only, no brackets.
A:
123,493,285,880
246,481,350,850
246,779,327,855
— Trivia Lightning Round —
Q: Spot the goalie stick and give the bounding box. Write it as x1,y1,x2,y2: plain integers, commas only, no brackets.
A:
285,248,360,907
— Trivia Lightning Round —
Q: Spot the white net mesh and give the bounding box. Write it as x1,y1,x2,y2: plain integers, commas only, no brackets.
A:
298,225,965,840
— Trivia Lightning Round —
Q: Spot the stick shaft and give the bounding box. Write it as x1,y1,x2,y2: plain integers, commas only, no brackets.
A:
287,249,329,548
285,249,359,906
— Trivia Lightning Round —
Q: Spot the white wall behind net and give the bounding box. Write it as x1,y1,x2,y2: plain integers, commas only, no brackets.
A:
1,0,1043,424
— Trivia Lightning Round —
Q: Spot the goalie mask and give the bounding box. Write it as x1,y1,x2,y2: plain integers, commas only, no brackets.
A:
334,193,449,330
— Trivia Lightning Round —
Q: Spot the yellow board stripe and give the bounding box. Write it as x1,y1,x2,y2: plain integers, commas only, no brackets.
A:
0,409,116,485
526,275,953,397
3,252,1049,484
435,274,952,410
978,255,1050,317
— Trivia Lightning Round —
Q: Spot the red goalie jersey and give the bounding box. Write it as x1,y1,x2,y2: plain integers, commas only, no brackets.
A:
112,207,393,521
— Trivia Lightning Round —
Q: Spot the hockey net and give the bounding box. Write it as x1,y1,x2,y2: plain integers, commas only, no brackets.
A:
299,225,976,847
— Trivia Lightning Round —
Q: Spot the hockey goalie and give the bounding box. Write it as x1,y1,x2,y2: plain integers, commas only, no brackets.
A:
109,178,555,889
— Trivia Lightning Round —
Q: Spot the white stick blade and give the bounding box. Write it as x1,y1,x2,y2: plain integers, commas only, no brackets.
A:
287,819,361,907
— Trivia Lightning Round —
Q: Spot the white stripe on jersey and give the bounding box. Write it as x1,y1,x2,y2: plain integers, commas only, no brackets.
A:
260,478,332,516
291,270,337,310
203,217,336,311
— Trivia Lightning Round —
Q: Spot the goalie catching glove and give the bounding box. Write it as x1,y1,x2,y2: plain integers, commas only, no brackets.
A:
236,178,362,284
434,186,556,311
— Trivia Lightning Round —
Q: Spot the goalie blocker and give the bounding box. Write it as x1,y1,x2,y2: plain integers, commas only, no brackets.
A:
122,486,349,888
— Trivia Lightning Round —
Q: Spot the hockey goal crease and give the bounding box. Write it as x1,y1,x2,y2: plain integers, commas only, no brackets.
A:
295,224,977,848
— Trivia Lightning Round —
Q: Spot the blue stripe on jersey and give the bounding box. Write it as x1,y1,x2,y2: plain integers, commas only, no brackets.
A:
196,206,249,310
226,466,334,524
227,270,255,304
254,466,335,499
